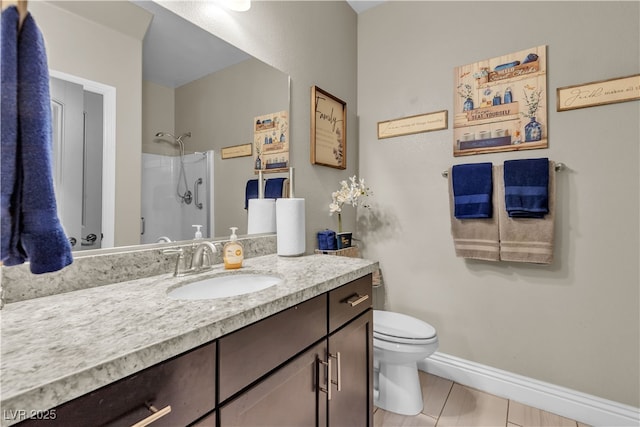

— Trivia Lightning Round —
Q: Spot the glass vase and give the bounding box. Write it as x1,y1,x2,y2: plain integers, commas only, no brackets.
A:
524,117,542,142
463,97,474,112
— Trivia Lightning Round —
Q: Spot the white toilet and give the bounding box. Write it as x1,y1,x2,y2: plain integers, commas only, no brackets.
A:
373,310,439,416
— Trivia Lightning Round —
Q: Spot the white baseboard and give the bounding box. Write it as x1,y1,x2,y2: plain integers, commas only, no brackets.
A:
417,352,639,427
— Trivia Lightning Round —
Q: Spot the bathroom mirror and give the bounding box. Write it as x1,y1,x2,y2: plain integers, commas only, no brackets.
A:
39,0,290,253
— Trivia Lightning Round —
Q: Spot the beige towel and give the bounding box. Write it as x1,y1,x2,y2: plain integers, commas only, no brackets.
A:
448,167,500,261
497,161,555,264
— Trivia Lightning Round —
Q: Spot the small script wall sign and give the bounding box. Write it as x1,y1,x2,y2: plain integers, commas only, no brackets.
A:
377,110,448,139
221,143,252,159
557,74,640,112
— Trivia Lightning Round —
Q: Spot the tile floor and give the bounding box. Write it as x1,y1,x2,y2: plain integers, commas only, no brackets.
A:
374,372,590,427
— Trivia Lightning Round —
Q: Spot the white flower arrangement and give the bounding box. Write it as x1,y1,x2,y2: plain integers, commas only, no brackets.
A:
329,175,371,232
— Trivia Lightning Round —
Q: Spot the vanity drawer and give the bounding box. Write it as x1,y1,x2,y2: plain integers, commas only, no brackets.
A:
218,294,327,403
329,274,373,333
17,342,216,427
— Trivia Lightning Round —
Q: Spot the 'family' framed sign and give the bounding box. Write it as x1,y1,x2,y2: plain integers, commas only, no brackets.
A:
311,85,347,169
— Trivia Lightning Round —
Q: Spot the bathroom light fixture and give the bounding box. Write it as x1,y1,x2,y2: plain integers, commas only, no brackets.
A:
225,0,251,12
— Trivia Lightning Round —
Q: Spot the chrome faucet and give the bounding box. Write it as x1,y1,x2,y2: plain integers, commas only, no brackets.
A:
162,247,185,277
190,241,218,271
163,242,219,277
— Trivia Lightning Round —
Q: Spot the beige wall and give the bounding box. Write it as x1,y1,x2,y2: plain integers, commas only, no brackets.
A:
32,1,147,247
142,80,175,156
357,1,639,407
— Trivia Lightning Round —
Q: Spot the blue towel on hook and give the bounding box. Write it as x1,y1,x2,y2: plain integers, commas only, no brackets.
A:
1,9,73,273
245,179,259,209
452,163,493,219
503,158,549,218
265,178,286,199
1,7,20,263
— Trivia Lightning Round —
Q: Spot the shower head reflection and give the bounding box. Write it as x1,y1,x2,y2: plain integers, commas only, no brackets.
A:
153,131,194,205
155,131,191,143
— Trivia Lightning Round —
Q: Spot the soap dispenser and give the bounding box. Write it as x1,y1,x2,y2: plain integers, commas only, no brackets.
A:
223,227,244,269
192,224,203,239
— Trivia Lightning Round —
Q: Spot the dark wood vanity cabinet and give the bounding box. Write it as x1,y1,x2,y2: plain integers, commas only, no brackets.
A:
16,341,217,427
15,274,372,427
326,275,374,427
214,341,327,427
216,273,373,427
217,293,328,403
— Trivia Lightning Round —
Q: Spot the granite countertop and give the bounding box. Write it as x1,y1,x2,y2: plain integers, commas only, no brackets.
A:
0,254,378,426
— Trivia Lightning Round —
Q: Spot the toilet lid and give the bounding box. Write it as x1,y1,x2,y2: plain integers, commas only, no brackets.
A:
373,310,437,342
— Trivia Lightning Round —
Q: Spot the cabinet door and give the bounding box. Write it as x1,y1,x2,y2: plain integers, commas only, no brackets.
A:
219,341,326,427
219,294,327,403
327,310,373,427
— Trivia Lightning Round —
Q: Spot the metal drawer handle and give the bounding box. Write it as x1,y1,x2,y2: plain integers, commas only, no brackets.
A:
346,293,369,307
330,352,341,392
318,356,332,400
130,403,172,427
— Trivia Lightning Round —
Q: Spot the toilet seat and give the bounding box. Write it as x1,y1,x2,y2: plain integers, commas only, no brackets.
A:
374,310,437,345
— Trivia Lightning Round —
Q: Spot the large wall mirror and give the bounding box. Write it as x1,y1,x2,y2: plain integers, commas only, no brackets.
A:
35,1,290,253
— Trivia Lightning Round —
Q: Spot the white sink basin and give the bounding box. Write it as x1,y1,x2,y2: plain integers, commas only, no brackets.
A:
168,273,282,300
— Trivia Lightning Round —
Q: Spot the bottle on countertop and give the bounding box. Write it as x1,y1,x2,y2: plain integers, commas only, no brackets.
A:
223,227,244,269
193,224,203,239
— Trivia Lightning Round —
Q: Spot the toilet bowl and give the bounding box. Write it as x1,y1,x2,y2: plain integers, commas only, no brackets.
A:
373,310,438,416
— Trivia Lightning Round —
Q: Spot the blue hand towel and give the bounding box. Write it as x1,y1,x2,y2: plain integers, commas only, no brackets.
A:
245,179,259,209
452,163,493,219
1,7,20,262
503,158,549,218
2,10,73,273
265,178,286,199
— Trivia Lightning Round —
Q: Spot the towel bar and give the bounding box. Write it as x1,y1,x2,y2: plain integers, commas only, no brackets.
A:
255,167,295,197
441,162,565,178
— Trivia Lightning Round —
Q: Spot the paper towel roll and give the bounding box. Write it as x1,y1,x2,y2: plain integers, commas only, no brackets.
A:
276,198,305,256
247,199,276,234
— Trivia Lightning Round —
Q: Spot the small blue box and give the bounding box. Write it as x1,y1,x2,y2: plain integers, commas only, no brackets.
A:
317,230,337,250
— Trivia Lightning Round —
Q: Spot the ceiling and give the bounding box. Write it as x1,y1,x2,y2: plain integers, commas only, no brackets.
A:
347,0,386,14
134,1,250,89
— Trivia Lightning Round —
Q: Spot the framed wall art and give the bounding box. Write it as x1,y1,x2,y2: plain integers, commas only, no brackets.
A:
453,45,548,157
253,110,289,172
311,85,346,169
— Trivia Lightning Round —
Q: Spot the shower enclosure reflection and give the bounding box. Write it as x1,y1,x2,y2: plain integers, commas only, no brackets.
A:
154,132,194,205
141,149,214,243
